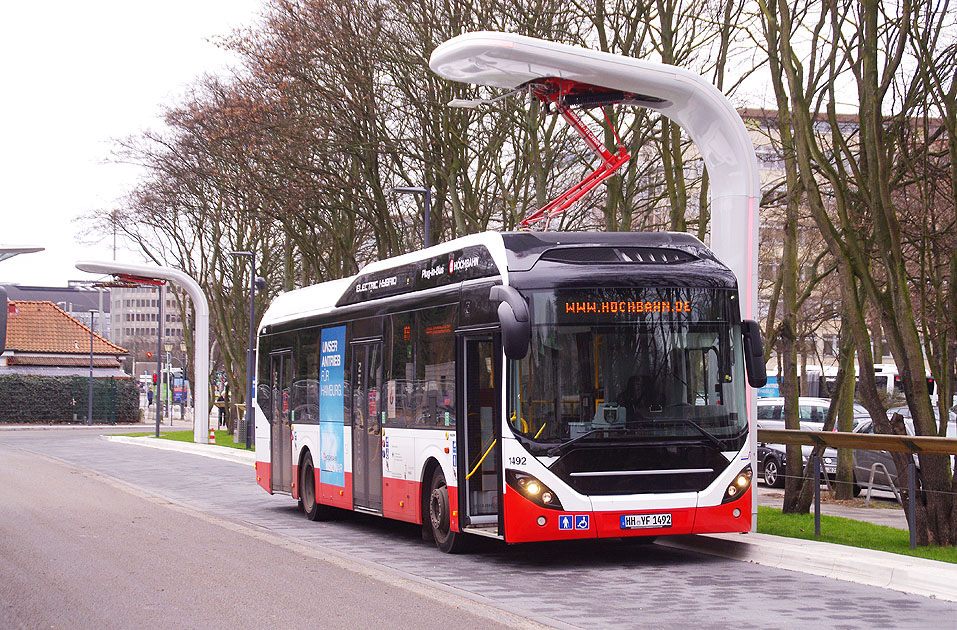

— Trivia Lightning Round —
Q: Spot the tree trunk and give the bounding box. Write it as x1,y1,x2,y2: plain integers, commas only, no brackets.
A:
833,323,857,499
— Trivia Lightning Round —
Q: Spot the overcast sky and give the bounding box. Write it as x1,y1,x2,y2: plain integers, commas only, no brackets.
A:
0,1,262,287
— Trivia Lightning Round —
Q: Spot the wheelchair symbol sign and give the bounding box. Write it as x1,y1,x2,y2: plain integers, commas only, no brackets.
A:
575,515,590,530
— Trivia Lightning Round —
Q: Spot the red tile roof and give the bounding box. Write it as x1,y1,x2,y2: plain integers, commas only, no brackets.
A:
5,301,127,355
7,356,123,367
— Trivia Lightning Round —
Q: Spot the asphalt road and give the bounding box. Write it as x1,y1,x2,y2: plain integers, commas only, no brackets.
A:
2,427,955,629
0,444,524,630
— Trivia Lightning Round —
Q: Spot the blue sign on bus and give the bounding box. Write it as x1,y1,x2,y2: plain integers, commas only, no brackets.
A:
319,326,346,487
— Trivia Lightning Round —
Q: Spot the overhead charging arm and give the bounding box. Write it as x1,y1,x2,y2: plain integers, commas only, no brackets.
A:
448,76,634,229
520,79,631,228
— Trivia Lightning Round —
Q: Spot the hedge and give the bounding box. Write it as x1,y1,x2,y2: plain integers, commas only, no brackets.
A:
0,374,140,423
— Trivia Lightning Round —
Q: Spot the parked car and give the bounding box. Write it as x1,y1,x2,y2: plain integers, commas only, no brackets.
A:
756,419,838,487
852,414,956,494
885,405,957,424
757,396,866,429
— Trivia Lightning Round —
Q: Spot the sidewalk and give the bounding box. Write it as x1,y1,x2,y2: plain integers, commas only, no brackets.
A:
106,433,255,466
0,418,195,432
103,435,957,603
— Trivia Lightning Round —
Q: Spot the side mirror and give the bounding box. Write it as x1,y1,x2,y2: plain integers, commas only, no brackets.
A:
742,319,767,388
489,285,529,360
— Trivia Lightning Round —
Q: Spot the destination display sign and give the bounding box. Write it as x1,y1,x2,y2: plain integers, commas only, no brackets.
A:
543,287,733,324
563,300,693,315
338,245,499,306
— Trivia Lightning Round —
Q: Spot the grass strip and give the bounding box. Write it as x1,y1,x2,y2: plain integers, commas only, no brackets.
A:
125,429,249,450
757,505,957,563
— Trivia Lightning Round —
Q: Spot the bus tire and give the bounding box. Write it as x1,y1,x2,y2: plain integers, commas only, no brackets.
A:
300,453,325,522
428,467,468,553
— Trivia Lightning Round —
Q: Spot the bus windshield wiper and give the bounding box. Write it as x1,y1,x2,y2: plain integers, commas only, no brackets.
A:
648,418,726,451
546,427,632,456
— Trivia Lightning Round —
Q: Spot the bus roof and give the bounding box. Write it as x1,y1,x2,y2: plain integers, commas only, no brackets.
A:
260,230,728,330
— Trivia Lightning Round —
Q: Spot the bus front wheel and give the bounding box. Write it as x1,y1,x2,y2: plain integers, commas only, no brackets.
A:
428,468,468,553
300,453,327,521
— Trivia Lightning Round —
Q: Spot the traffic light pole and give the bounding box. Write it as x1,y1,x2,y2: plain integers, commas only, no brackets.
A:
155,284,164,438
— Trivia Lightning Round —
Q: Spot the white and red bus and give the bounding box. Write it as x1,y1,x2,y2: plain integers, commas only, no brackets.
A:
254,231,766,551
254,32,765,552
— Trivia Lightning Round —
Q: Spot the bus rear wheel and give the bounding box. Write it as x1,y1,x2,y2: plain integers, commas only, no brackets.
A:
300,454,326,522
428,468,468,553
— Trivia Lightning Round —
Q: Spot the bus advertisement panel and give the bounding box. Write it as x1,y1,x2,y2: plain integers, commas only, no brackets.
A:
318,326,346,488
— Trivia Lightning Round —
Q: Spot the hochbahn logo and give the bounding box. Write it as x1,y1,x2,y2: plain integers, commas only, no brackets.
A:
448,255,480,274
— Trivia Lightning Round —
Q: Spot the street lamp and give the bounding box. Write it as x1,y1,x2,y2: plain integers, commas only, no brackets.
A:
229,250,263,449
391,187,433,248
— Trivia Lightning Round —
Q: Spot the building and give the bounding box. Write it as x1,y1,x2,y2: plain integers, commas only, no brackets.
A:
0,301,128,377
0,282,188,376
108,286,186,356
0,282,112,340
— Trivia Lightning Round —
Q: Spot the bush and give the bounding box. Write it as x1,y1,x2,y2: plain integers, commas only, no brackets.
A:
0,375,140,423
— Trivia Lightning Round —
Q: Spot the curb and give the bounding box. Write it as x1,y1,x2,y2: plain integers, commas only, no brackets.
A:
104,435,256,466
103,433,957,603
659,531,957,602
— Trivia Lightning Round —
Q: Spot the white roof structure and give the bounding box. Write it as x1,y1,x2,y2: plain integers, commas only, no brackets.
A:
0,246,44,263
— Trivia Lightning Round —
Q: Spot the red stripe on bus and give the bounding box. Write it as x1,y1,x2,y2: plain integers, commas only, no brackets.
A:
382,477,422,524
691,487,752,534
503,488,594,543
255,461,271,494
449,485,459,533
319,474,353,509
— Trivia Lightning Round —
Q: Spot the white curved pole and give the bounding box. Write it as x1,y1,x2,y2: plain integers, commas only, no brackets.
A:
76,260,210,444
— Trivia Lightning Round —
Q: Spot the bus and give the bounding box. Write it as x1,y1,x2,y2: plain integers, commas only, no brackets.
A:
254,231,767,551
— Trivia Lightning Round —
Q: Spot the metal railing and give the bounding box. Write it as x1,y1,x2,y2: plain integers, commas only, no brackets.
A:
756,428,957,549
757,428,957,455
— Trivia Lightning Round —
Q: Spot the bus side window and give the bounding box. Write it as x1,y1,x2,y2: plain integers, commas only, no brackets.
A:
415,306,456,427
387,313,414,427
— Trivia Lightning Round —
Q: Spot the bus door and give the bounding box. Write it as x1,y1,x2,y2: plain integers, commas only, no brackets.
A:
351,341,383,513
458,334,501,531
269,350,293,494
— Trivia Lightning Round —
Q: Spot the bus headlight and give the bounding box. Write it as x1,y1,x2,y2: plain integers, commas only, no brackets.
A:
506,470,564,510
722,465,752,504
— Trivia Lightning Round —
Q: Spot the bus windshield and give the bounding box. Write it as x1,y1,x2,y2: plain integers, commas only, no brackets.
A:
507,287,747,448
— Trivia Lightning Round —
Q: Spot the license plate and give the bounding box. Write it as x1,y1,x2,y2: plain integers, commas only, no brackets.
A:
621,513,672,529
